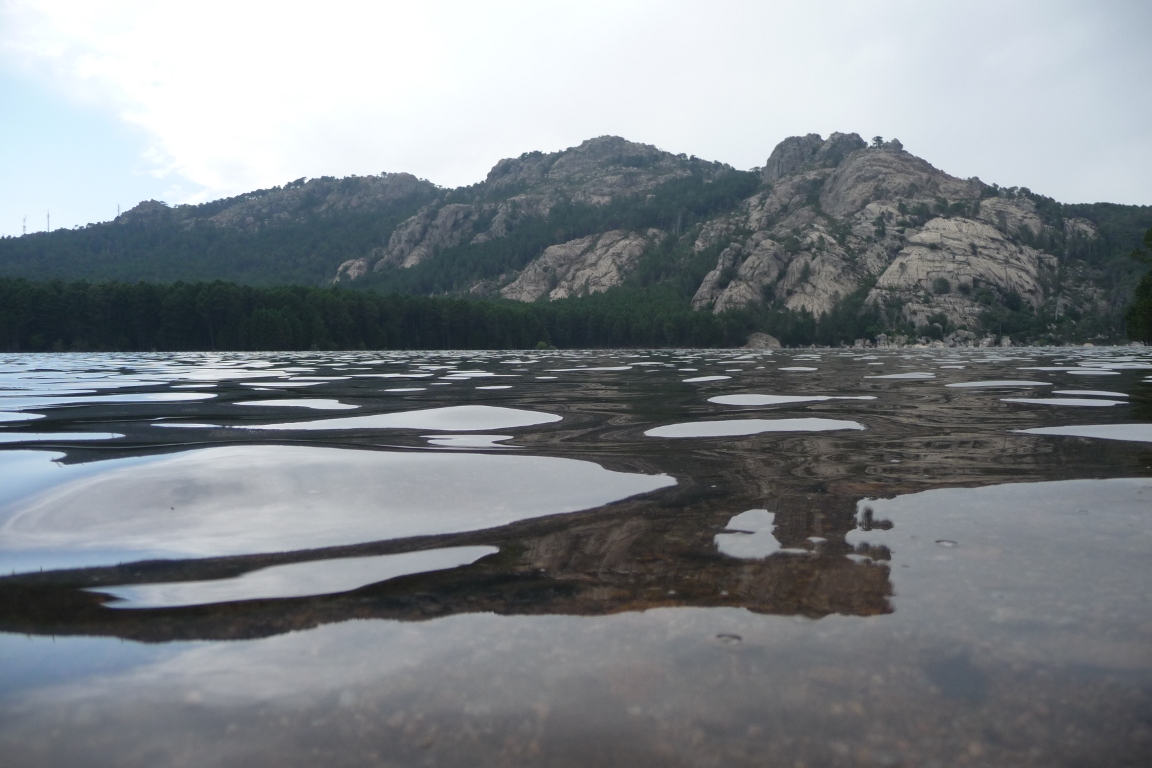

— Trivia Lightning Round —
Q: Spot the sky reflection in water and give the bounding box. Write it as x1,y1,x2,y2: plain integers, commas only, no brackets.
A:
93,546,499,609
0,445,673,572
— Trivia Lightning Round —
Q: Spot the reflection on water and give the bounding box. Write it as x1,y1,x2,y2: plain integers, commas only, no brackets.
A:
0,413,43,423
0,346,1150,765
864,371,935,379
714,509,785,558
0,432,123,444
645,417,865,438
93,546,499,609
240,404,561,431
945,379,1052,388
708,394,876,406
1017,423,1152,442
0,445,673,572
1002,397,1127,407
423,434,516,448
233,398,357,410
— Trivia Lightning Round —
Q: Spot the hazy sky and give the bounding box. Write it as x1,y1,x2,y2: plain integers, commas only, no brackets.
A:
2,0,1149,237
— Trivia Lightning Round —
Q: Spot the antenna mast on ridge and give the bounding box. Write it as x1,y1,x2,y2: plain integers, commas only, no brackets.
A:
22,215,26,235
47,211,50,232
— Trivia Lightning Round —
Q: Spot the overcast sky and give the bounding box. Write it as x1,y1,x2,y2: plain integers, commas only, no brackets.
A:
1,0,1149,237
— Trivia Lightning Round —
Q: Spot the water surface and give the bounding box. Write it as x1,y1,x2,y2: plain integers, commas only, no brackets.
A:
0,346,1150,766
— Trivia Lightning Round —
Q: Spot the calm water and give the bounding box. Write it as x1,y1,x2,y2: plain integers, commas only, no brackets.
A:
1,347,1150,766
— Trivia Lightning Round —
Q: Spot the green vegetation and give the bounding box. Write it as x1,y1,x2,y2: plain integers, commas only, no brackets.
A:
361,169,760,295
1124,227,1152,343
0,278,766,351
0,271,914,352
0,178,436,286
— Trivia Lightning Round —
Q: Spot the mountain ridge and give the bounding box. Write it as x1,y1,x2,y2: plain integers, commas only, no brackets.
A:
2,133,1149,344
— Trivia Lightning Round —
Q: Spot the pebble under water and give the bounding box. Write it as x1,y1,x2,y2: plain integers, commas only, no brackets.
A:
0,346,1150,767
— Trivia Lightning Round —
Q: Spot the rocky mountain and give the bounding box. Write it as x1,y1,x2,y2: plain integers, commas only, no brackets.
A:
335,132,1146,344
687,133,1100,334
332,136,733,283
3,133,1149,344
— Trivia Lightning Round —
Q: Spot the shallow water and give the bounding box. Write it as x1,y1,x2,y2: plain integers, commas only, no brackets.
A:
0,346,1151,766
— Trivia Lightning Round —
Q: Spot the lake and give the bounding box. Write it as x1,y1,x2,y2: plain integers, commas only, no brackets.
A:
1,346,1150,766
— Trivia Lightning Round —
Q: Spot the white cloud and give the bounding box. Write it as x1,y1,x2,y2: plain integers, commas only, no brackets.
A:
2,0,1150,206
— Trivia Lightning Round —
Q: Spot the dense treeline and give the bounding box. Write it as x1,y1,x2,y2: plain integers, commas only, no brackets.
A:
0,275,919,352
0,278,761,352
1125,227,1152,343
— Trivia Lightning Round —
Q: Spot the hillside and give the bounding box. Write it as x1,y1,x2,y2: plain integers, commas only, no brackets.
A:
0,173,438,285
1,134,1149,344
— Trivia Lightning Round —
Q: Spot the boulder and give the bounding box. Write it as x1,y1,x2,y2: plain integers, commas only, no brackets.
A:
745,333,782,350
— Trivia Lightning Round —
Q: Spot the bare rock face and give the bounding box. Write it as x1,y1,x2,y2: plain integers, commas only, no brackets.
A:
333,258,370,283
745,332,781,349
500,230,661,302
374,204,480,269
761,134,824,184
353,136,730,274
692,131,1098,333
819,147,980,219
870,217,1051,327
761,132,865,185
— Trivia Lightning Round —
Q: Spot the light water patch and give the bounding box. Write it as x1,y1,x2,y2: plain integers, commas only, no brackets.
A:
714,509,782,559
708,395,876,406
645,418,865,438
0,412,45,423
546,366,632,372
864,372,935,380
92,546,499,609
0,433,123,444
240,405,560,432
682,376,731,383
1001,398,1126,407
423,435,515,449
151,423,221,429
1015,424,1152,443
945,380,1052,388
234,399,357,410
0,445,675,573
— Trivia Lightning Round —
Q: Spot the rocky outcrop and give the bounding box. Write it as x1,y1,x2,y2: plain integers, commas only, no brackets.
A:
346,136,732,274
745,332,781,349
691,132,1100,332
500,230,661,302
206,173,435,231
119,175,438,239
323,130,1109,339
869,217,1052,327
761,132,865,184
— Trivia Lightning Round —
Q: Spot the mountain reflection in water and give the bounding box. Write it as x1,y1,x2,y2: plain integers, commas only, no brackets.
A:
0,347,1150,767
